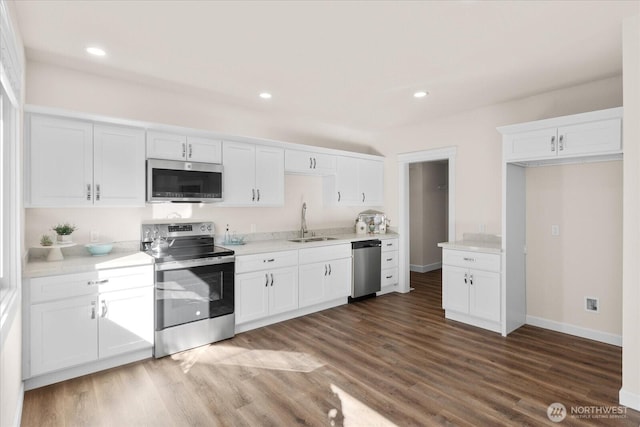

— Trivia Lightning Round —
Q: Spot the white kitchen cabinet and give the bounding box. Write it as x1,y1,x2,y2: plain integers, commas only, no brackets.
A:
285,149,336,175
501,108,622,163
381,238,399,289
441,248,501,332
146,131,222,163
298,244,352,308
325,156,384,206
27,115,145,207
235,250,299,324
26,265,154,378
222,141,284,206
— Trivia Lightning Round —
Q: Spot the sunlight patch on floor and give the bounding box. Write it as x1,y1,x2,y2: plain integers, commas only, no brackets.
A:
330,384,398,427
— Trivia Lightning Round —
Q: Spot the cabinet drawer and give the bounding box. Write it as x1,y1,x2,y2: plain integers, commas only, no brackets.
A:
381,267,398,287
381,251,398,269
30,271,99,303
97,266,154,293
442,249,500,272
299,244,351,265
236,250,298,274
381,238,398,252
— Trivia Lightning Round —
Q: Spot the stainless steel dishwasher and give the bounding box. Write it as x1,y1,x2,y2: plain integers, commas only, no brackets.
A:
350,239,381,301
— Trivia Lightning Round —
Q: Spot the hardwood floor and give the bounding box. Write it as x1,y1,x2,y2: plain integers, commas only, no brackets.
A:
22,270,640,426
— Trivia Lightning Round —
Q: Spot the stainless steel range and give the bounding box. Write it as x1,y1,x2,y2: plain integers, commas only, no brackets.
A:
141,221,235,358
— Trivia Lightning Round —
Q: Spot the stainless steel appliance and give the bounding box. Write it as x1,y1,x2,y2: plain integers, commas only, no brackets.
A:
141,221,235,357
350,239,381,301
147,159,223,203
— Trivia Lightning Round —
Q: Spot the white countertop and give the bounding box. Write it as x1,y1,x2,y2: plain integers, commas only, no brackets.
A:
24,251,154,278
225,232,398,256
437,233,502,254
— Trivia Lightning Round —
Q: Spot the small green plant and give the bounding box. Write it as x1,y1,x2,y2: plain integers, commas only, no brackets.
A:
40,234,53,246
52,223,77,235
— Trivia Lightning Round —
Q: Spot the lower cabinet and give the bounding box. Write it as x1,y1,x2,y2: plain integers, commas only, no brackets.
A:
26,265,154,378
236,266,298,324
441,249,501,332
299,244,352,308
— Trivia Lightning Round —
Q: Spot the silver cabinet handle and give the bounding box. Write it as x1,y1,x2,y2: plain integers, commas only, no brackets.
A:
252,188,256,201
270,273,274,286
551,135,556,152
386,258,393,262
328,264,331,275
324,264,328,276
386,275,393,279
182,143,186,157
90,301,96,319
310,157,313,169
87,184,91,201
265,273,269,287
257,189,260,202
313,158,316,169
96,184,101,201
87,279,109,286
264,258,275,263
559,134,564,151
189,143,193,158
362,193,365,203
338,191,341,202
469,274,474,285
101,300,108,318
464,273,468,284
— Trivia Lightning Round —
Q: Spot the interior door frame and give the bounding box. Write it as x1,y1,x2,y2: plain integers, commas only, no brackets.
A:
397,147,456,293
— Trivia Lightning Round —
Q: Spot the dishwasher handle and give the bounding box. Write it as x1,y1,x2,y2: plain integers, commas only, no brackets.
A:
352,239,382,250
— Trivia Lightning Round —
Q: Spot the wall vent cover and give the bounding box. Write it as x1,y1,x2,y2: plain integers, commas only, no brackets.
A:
585,297,599,313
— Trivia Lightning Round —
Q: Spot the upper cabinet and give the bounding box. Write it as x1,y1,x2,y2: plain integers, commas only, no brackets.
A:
284,149,336,175
146,131,222,163
500,107,622,163
222,141,284,206
324,156,384,206
27,115,145,207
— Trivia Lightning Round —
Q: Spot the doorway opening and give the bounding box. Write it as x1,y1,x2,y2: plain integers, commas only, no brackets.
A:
397,147,456,293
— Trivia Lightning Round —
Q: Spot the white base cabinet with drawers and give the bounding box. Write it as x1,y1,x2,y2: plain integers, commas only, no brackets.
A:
379,238,399,293
441,248,501,333
23,265,154,389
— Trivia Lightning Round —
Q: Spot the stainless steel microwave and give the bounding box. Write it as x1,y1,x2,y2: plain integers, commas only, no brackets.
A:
146,159,223,203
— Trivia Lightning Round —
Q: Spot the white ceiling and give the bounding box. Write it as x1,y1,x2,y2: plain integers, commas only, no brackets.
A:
12,0,640,137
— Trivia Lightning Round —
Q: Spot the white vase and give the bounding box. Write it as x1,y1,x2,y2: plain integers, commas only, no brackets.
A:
57,234,72,243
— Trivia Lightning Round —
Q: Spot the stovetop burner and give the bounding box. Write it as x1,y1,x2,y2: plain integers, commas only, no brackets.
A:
140,221,234,263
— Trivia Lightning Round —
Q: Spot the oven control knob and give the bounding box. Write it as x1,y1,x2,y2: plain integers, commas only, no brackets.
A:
200,225,206,232
206,224,212,231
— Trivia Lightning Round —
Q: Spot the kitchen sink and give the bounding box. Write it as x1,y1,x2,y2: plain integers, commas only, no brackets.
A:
288,236,339,243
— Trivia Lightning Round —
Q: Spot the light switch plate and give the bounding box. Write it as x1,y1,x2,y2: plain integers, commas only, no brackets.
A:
551,225,560,236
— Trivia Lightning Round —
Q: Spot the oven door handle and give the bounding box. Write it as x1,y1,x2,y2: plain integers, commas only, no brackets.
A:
154,255,235,271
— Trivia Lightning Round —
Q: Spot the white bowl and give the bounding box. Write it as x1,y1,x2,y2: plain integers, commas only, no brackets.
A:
85,243,113,256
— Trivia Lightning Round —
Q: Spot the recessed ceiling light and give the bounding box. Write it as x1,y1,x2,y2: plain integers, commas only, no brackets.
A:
259,92,272,99
413,91,429,98
86,47,106,57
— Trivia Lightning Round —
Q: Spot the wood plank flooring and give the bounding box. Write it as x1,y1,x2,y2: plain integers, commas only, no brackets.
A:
22,270,640,426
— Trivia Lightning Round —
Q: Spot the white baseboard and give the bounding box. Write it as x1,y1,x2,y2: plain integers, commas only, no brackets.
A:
619,388,640,411
410,262,442,273
526,315,622,346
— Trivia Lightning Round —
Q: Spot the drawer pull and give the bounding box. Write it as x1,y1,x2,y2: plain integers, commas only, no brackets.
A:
88,279,109,286
386,258,393,261
463,257,475,262
386,275,393,279
264,259,275,263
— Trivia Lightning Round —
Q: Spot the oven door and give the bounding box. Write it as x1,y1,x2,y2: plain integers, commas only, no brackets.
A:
147,158,223,203
155,257,234,331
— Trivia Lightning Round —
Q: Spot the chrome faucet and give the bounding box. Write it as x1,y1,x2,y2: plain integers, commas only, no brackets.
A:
301,202,308,238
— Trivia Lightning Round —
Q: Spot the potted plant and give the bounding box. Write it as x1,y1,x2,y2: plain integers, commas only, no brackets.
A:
40,234,53,247
52,223,77,243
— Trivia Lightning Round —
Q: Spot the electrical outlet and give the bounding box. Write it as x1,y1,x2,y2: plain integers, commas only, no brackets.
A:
551,225,560,236
479,224,486,233
250,224,256,233
585,297,599,313
90,230,99,242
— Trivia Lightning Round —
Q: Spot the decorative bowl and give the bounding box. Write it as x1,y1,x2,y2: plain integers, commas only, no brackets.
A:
85,243,113,256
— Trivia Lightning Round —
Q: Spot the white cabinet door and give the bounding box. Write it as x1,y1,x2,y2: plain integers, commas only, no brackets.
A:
358,159,384,206
30,295,98,376
558,118,621,157
442,265,469,314
324,258,351,300
334,156,359,204
269,266,299,316
469,270,501,323
236,270,270,323
298,262,326,308
255,146,284,206
146,131,187,160
99,286,154,359
222,141,256,205
29,115,93,207
504,128,557,161
285,150,336,175
186,136,222,163
93,124,146,206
